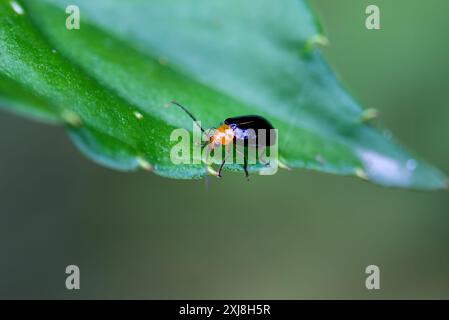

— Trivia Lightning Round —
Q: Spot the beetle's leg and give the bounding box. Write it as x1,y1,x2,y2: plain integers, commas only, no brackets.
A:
243,153,249,180
235,148,249,179
218,145,232,178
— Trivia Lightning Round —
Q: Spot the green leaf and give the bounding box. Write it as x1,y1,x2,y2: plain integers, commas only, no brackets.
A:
0,0,446,189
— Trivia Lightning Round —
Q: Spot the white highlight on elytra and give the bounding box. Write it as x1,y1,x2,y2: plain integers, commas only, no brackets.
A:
10,1,24,15
133,111,143,120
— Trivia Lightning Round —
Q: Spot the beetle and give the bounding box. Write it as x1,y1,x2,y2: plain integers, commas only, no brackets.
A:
170,101,276,179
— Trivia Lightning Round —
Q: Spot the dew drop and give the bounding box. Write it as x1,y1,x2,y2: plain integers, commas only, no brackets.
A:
406,159,417,171
52,49,57,54
133,111,143,120
10,1,24,15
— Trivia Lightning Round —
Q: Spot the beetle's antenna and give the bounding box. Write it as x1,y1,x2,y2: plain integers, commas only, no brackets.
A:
170,101,206,133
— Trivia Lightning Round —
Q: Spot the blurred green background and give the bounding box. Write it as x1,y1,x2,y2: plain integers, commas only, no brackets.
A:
1,0,448,299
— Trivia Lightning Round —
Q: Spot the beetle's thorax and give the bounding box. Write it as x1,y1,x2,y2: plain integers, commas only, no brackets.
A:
211,124,234,146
